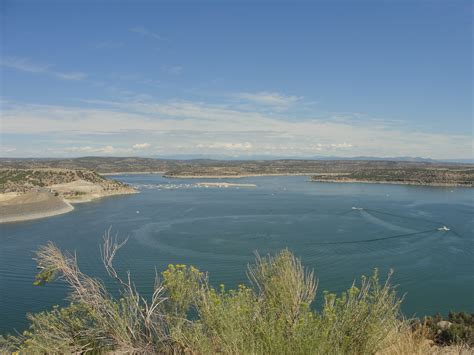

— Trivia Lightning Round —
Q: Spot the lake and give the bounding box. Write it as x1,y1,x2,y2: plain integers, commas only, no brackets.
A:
1,175,473,333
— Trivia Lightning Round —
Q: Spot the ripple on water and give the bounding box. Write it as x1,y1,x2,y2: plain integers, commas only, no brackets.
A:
1,176,473,333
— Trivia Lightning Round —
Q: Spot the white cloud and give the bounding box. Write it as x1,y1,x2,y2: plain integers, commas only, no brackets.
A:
132,143,151,150
65,145,121,154
235,91,303,108
54,72,88,81
331,143,352,149
64,145,139,155
196,142,253,150
2,99,472,159
1,56,87,81
1,57,50,73
130,26,161,40
0,147,17,153
310,143,353,151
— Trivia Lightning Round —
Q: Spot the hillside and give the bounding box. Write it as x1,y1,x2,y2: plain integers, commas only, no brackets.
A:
310,168,474,187
0,157,174,174
1,157,473,186
0,168,135,197
0,191,74,224
0,169,136,223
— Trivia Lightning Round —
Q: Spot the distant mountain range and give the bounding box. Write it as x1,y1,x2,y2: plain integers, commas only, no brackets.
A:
1,155,473,165
147,154,472,164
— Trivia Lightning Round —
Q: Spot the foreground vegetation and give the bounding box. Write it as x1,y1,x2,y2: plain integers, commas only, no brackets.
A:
1,233,472,353
422,312,474,347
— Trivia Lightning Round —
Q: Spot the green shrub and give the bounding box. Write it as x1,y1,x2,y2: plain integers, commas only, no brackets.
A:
1,232,463,354
424,312,474,346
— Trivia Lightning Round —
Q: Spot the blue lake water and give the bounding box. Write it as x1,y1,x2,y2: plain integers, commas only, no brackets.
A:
1,175,473,333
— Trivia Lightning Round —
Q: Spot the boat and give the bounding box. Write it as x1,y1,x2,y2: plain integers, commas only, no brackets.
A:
437,226,450,231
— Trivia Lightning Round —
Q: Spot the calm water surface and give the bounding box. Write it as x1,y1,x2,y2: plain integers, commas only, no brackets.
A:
1,175,473,333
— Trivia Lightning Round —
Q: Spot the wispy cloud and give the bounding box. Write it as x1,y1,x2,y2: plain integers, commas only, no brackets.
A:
57,143,150,156
1,57,50,73
130,26,162,40
2,99,472,159
0,146,17,153
109,73,161,88
235,91,303,108
93,41,125,49
196,142,253,150
132,143,151,150
161,65,182,75
310,143,353,151
65,145,121,154
54,72,88,81
1,56,87,81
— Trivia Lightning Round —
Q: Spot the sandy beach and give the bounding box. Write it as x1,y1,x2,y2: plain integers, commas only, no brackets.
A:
0,179,137,224
50,180,138,203
0,191,74,223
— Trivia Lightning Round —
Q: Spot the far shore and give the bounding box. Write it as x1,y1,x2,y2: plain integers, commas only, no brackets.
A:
100,171,165,176
129,172,470,187
196,182,257,188
163,173,316,179
310,178,472,188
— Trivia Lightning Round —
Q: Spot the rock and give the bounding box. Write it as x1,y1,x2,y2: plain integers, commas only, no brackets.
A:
437,320,452,330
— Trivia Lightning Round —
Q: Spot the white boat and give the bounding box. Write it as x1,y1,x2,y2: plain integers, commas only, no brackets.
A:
352,207,364,210
437,226,450,231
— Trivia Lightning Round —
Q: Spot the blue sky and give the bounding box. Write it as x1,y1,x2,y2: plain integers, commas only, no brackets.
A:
1,0,472,159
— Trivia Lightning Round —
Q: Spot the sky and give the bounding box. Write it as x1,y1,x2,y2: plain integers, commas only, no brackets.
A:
0,0,472,159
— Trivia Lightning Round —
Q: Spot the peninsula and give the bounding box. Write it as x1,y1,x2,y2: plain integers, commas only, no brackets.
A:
310,168,474,187
0,169,136,223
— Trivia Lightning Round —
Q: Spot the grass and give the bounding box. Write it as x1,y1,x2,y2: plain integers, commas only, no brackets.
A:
1,230,471,354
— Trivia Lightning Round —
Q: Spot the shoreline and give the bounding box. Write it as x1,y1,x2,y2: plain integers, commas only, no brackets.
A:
101,171,471,187
64,189,138,203
100,171,165,176
0,203,74,224
196,182,257,188
163,173,315,179
310,178,473,188
0,190,137,224
0,191,75,224
161,173,472,187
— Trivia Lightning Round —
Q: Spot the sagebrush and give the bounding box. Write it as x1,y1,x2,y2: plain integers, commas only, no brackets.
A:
0,230,459,354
